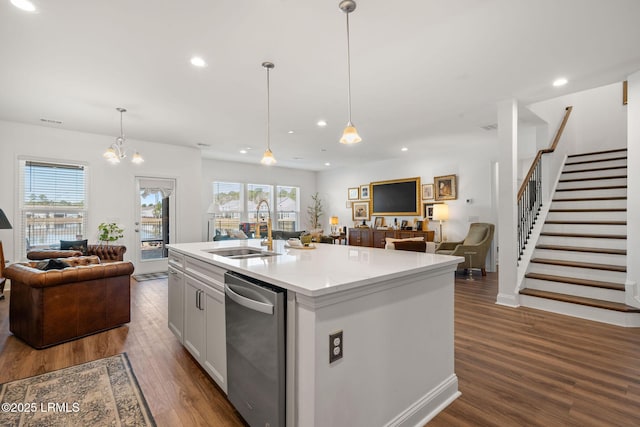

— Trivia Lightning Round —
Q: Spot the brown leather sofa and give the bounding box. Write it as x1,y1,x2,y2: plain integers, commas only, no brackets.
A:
4,256,134,349
27,244,127,263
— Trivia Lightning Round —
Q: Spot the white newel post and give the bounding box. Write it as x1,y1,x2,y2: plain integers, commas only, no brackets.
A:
497,99,519,307
626,73,640,307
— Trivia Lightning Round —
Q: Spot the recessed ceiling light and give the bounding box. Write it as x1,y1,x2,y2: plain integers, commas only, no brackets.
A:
288,130,294,134
552,77,568,87
324,162,331,166
401,147,408,152
196,142,211,148
11,0,36,12
239,149,247,154
190,56,207,68
317,120,327,127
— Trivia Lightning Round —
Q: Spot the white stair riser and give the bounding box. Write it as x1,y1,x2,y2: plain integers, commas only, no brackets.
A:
563,159,627,171
546,211,627,222
520,295,640,327
553,188,627,199
550,199,626,210
533,249,626,266
537,235,626,249
524,278,625,303
528,263,626,283
560,170,627,181
542,223,627,235
556,177,627,189
566,152,626,162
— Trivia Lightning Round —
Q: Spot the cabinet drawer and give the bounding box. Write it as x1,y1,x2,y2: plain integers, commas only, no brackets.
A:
185,256,225,291
168,251,185,270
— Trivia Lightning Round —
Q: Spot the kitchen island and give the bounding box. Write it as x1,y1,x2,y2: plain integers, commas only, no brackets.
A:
168,239,462,427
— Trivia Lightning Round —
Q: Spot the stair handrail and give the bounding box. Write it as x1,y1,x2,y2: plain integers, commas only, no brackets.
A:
517,106,573,260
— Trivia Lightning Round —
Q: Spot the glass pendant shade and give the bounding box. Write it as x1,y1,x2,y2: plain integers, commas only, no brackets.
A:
131,152,144,164
340,123,362,144
261,148,276,165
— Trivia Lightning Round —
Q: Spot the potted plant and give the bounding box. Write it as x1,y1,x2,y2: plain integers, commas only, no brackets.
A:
98,222,124,245
307,192,323,231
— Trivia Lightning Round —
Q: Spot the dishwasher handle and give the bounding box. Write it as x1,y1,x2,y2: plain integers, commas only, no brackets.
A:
225,284,274,315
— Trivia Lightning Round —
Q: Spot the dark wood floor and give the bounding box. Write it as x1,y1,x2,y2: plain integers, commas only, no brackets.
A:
1,273,639,426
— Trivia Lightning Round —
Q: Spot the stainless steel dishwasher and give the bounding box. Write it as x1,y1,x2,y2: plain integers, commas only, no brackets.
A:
224,272,286,427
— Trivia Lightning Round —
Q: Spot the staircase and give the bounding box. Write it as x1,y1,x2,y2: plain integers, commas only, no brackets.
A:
519,148,640,327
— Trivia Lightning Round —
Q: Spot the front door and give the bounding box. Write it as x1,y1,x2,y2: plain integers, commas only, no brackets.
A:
134,177,176,274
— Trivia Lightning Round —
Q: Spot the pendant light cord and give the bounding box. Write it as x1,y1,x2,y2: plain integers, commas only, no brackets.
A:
266,66,271,151
346,11,353,125
119,110,124,143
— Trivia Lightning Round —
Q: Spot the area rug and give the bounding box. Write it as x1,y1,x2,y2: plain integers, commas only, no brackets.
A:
133,272,168,281
0,353,155,427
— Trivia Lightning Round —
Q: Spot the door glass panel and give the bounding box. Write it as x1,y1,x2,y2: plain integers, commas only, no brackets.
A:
139,178,174,261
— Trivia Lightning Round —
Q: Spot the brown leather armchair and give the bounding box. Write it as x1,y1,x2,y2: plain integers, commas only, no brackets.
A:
4,256,134,348
435,223,495,276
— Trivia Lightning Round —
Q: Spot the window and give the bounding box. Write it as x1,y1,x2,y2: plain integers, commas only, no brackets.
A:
276,185,299,231
212,181,301,236
19,159,88,254
246,183,273,223
212,182,243,235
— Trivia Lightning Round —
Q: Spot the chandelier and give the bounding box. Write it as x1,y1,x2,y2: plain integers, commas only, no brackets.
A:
103,107,144,164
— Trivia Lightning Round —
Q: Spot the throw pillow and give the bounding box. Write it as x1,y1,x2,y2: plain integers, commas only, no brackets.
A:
226,229,248,239
60,239,88,255
43,259,71,270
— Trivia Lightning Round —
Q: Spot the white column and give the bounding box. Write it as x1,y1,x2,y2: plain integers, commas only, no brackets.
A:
497,99,519,307
626,73,640,307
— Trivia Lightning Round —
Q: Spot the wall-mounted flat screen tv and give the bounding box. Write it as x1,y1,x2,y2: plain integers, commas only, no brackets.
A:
371,177,421,216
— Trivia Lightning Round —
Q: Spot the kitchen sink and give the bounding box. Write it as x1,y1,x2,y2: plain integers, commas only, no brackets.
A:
205,247,280,259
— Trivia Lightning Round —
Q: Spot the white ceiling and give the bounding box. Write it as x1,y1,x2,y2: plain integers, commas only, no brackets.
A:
2,0,640,170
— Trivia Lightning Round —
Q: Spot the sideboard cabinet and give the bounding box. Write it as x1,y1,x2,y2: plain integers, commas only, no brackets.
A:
349,228,434,248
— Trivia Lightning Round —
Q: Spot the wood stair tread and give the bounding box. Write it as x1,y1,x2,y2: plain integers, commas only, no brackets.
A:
531,257,626,272
567,148,627,158
540,231,626,239
562,165,627,174
524,272,625,290
564,155,627,166
544,220,626,226
552,196,626,202
535,244,626,255
555,185,627,192
559,175,626,183
548,208,626,212
519,288,640,312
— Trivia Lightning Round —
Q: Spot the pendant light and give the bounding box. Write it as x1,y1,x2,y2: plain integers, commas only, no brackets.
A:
339,0,362,144
260,61,277,165
103,107,144,165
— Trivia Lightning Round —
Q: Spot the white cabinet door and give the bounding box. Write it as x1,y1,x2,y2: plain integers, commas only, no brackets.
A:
167,266,184,342
203,285,227,393
183,276,205,361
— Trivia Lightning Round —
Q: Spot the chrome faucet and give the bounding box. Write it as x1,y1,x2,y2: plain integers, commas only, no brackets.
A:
256,199,273,250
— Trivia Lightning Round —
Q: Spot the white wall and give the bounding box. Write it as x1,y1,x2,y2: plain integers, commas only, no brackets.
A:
626,73,640,306
316,130,499,245
0,120,202,263
201,158,317,239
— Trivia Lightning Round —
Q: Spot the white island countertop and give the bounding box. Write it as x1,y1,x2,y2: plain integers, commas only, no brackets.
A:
168,239,462,297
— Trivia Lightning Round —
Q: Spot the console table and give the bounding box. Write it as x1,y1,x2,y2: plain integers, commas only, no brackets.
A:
348,228,434,248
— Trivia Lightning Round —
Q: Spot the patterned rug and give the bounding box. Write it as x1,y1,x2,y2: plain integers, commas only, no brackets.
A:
0,353,155,427
133,272,168,281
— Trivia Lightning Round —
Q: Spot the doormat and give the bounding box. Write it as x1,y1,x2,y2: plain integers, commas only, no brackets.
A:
133,272,168,281
0,353,156,426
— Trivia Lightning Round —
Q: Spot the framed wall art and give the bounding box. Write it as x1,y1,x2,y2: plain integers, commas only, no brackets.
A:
421,183,434,201
348,187,359,200
434,174,457,201
360,184,370,200
352,201,370,221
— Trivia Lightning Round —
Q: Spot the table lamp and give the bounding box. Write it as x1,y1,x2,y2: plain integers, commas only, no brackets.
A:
0,208,12,300
330,216,339,235
432,204,449,242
